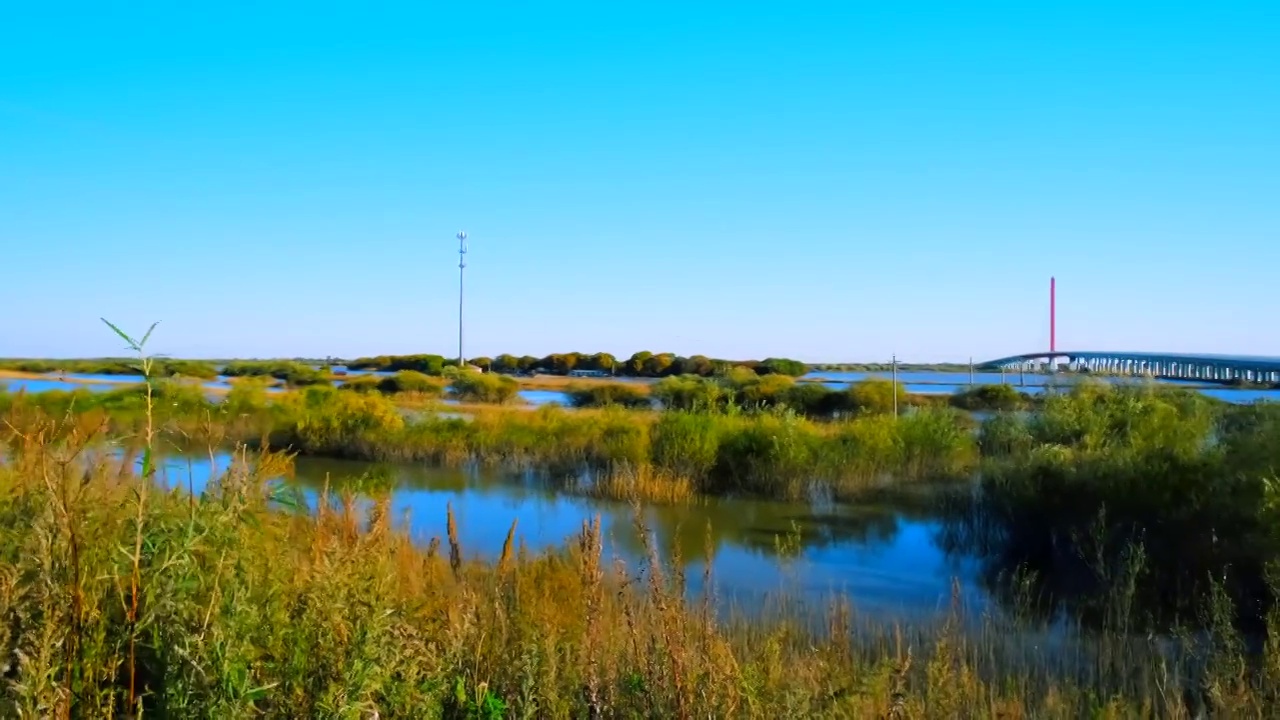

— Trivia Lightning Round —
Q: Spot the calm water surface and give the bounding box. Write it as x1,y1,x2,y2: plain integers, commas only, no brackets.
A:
2,377,116,393
152,451,984,622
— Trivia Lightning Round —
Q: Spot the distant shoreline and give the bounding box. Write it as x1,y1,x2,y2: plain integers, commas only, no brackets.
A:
0,366,1254,394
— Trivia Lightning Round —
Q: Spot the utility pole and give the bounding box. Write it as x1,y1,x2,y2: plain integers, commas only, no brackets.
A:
892,354,898,418
969,357,974,386
457,230,468,368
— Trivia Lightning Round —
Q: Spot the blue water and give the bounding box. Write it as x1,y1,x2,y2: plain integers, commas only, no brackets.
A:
63,372,144,384
331,368,394,378
1,378,116,393
518,389,570,406
439,390,570,407
144,450,983,621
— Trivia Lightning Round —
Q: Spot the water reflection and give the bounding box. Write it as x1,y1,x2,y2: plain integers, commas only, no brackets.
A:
152,451,984,620
932,482,1277,633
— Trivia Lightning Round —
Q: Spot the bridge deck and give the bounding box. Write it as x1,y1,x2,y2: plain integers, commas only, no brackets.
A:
978,351,1280,383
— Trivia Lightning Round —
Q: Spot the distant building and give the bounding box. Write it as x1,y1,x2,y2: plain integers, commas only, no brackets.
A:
567,369,609,378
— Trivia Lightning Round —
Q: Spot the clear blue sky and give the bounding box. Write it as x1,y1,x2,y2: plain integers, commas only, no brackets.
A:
2,2,1276,362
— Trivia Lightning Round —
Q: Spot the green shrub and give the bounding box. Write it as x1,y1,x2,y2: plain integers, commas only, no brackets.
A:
450,371,520,404
950,384,1029,411
756,357,808,377
732,373,795,408
338,376,382,393
651,375,727,411
782,383,849,418
565,382,651,409
220,360,329,386
377,371,447,397
847,378,907,415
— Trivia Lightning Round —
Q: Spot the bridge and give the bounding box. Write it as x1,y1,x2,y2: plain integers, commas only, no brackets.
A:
978,351,1280,384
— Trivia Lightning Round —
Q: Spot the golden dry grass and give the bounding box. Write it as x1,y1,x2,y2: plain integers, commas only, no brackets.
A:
586,464,697,505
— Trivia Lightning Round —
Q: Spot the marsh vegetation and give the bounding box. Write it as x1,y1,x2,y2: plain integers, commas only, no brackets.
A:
3,326,1280,716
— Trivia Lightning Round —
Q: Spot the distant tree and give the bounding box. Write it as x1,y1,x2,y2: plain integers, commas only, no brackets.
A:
347,354,447,375
554,353,581,374
675,355,716,377
390,354,447,375
586,352,618,374
642,353,676,377
625,352,653,376
347,355,391,371
469,356,492,372
517,355,539,372
757,357,808,377
710,360,738,377
493,354,520,373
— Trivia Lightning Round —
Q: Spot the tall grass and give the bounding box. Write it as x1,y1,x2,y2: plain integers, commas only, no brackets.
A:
957,382,1280,630
3,415,1279,716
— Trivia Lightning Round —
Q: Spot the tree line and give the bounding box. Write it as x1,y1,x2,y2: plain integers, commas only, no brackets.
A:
345,352,808,378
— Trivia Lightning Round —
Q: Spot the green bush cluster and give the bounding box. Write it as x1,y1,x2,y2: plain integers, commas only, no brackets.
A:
346,353,451,375
449,371,520,404
949,383,1031,411
221,360,329,386
565,382,652,409
651,374,912,418
340,371,447,397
